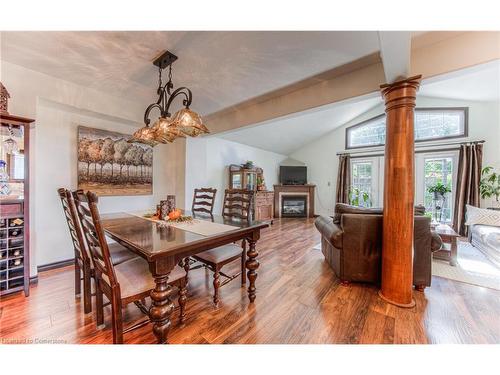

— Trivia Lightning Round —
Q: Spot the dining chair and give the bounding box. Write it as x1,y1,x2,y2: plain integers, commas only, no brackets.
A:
192,188,254,307
191,187,217,216
73,190,189,344
57,188,136,314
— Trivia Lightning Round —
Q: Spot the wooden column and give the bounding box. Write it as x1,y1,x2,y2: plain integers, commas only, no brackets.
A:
378,75,421,308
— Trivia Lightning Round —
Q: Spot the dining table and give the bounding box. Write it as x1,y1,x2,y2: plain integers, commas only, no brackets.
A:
100,210,269,344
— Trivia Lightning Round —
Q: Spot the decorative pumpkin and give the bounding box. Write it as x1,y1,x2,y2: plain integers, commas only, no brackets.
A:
168,209,181,220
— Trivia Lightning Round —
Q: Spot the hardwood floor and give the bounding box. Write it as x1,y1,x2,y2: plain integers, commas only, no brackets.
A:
1,218,499,344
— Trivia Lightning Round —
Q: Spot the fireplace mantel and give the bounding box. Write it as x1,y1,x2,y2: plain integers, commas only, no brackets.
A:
273,184,315,218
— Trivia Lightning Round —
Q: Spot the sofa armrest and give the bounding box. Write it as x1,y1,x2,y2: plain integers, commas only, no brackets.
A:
430,231,443,252
314,216,343,249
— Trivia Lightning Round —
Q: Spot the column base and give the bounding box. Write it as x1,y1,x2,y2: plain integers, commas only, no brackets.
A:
378,290,415,308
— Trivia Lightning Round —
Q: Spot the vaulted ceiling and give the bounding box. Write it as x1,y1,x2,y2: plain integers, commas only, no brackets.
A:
0,31,382,116
218,60,500,155
218,95,381,155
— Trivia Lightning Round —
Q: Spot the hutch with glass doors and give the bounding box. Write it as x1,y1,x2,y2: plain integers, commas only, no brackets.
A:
228,164,274,222
0,112,34,297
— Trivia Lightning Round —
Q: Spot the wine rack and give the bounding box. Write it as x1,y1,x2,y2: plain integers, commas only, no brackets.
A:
1,112,33,297
0,212,27,296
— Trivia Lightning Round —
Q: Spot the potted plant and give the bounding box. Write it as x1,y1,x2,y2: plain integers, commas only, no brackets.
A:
348,187,371,207
257,176,266,191
242,160,254,169
428,182,451,222
480,166,500,210
428,182,451,200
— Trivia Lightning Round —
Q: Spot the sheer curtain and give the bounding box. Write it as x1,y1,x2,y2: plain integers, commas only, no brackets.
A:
336,154,350,204
453,143,483,236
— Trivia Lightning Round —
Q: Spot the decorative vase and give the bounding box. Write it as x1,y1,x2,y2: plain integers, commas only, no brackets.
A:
166,195,176,213
159,196,176,220
159,200,169,221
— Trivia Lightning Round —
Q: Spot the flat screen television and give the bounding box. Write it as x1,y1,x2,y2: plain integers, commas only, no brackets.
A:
280,166,307,185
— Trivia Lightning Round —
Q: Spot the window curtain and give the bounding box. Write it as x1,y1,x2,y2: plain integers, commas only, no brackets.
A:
453,143,483,236
336,154,351,204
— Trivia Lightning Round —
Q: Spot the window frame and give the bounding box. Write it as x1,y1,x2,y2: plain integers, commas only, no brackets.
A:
345,107,469,150
349,156,383,208
345,114,386,150
415,150,459,224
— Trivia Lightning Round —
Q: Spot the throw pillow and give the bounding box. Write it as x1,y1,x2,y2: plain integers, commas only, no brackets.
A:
465,205,500,227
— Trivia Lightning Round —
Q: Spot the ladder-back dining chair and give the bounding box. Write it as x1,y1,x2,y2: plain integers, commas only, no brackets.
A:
73,190,189,344
192,189,254,307
191,187,217,216
57,188,135,314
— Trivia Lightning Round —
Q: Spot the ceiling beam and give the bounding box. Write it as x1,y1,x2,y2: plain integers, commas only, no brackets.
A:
204,54,385,134
204,32,500,136
378,31,412,83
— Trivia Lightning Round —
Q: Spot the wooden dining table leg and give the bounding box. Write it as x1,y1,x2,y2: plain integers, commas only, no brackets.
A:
149,259,176,344
245,231,260,303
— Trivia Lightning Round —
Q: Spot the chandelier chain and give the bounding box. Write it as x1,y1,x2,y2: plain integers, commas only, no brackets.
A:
158,66,162,89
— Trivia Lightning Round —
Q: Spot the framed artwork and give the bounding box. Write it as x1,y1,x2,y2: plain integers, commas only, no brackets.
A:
77,126,153,196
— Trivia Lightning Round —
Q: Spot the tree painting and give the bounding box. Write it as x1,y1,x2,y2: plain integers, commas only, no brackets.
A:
77,126,153,196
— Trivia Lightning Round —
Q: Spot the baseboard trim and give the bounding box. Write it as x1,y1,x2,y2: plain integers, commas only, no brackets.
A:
37,258,75,273
29,276,39,285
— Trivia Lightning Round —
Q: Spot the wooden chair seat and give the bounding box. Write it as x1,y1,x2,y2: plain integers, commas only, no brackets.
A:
190,188,254,307
73,190,189,343
103,257,186,299
108,243,136,265
195,244,243,264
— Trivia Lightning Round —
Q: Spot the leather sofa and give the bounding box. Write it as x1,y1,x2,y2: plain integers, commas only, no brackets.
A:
314,203,443,290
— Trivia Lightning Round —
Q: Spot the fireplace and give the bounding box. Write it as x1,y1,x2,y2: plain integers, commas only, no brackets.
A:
281,195,307,217
274,184,315,218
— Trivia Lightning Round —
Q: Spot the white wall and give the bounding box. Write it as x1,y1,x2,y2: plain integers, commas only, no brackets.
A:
185,137,287,214
1,61,184,275
290,96,500,215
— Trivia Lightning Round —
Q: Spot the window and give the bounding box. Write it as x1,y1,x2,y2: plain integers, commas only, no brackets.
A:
350,157,383,207
415,152,458,223
346,108,468,149
415,108,467,142
346,115,386,149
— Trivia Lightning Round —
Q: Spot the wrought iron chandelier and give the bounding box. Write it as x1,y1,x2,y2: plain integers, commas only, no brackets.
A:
130,51,209,146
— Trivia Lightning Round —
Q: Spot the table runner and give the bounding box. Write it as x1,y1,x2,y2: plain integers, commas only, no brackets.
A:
128,211,240,236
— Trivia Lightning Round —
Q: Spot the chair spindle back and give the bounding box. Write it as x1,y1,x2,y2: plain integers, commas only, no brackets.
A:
192,188,217,216
73,190,117,286
222,189,254,221
57,188,89,265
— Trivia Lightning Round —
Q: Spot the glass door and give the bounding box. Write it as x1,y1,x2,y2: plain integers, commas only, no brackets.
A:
245,172,256,191
415,151,458,223
231,172,242,189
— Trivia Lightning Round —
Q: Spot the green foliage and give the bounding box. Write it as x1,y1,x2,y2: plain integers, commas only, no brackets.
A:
242,160,254,169
427,182,451,195
348,187,371,207
480,166,500,205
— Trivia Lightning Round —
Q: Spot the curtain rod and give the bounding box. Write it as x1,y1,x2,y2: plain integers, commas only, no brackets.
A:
336,139,485,156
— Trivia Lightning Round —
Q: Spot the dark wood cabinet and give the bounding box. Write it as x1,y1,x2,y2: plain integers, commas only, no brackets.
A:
1,112,34,297
228,164,274,223
255,191,274,222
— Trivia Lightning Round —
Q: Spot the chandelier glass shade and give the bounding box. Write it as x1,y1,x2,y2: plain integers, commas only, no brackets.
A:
131,126,159,147
130,51,208,146
151,117,186,143
172,108,209,137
